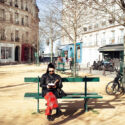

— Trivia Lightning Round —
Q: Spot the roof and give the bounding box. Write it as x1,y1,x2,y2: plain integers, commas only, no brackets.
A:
98,44,124,52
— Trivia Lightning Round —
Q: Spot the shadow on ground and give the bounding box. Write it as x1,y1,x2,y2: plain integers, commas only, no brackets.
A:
50,95,125,125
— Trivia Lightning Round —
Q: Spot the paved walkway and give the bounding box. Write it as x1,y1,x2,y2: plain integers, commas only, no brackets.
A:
79,68,116,78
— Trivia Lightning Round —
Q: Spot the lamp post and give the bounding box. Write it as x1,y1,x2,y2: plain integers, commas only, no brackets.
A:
33,43,39,65
122,36,125,90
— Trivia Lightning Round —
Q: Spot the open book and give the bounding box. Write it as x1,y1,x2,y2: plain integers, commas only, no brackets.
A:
48,83,55,86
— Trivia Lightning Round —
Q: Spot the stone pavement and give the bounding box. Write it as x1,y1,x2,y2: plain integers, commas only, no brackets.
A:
79,68,116,78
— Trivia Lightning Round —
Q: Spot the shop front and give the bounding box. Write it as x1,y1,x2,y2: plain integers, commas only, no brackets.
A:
0,43,15,63
98,44,123,59
98,44,124,71
59,42,82,63
21,44,34,62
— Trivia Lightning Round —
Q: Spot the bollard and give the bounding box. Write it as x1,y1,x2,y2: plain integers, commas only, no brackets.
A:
103,67,106,76
89,67,92,74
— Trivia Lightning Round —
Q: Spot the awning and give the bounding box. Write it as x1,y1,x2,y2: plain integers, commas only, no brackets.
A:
98,44,124,52
59,45,69,51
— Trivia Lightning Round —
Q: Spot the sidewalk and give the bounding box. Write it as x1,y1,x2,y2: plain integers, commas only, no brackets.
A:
78,68,116,78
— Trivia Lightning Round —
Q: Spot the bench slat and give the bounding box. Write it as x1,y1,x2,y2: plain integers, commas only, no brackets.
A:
25,77,39,82
24,77,99,83
34,95,103,99
24,92,99,98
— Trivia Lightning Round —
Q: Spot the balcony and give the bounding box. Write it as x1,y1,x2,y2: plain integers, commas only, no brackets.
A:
15,37,20,42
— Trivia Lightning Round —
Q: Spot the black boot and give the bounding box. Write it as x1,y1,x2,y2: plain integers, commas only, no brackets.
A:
56,108,62,116
47,115,53,121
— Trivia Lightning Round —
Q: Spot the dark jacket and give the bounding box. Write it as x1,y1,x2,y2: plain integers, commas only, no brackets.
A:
40,73,63,97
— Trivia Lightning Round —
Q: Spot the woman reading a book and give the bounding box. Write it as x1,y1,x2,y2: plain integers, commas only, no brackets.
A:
40,63,66,121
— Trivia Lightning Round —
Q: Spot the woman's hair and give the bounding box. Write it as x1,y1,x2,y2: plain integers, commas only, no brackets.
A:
46,63,55,73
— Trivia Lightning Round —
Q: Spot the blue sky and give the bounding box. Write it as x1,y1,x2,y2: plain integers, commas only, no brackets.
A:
36,0,62,16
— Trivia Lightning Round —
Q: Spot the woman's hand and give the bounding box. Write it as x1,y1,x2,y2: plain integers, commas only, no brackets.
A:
52,85,57,88
47,85,51,89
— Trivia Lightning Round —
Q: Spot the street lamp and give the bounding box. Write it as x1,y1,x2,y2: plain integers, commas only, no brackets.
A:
32,43,39,65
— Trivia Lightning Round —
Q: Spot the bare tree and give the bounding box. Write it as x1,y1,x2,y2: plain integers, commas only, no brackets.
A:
81,0,125,85
38,0,62,63
56,0,88,76
38,0,93,76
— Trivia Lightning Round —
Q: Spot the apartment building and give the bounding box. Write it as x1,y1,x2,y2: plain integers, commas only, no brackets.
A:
0,0,39,63
61,0,125,68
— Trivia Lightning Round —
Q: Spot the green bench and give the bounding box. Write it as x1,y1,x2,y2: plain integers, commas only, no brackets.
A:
56,62,69,72
24,76,103,113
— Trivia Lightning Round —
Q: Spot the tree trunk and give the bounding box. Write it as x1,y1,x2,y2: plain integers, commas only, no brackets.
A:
123,35,125,89
73,40,76,77
50,38,53,63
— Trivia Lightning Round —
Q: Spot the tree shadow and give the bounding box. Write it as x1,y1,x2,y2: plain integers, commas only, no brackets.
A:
51,95,125,125
0,83,32,89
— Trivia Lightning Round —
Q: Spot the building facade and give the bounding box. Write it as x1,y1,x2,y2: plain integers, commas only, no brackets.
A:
0,0,39,63
61,1,125,68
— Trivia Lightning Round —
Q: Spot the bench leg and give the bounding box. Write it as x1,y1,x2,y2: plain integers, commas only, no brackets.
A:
37,99,40,113
84,98,89,112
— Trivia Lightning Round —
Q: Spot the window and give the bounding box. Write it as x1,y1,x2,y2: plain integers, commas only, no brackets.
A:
15,30,19,42
10,0,12,6
101,32,106,45
111,30,115,44
0,29,6,40
83,27,87,32
25,1,28,11
77,46,80,60
21,0,23,9
109,18,115,24
119,29,124,43
89,25,92,30
94,24,98,29
22,17,24,25
25,16,28,26
11,33,14,41
10,14,13,23
95,34,98,46
22,34,24,42
101,21,106,26
26,32,29,42
15,0,18,7
15,13,19,24
0,9,5,21
1,47,12,59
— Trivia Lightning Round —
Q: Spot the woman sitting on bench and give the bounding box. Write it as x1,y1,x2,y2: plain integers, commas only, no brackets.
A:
40,63,66,121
